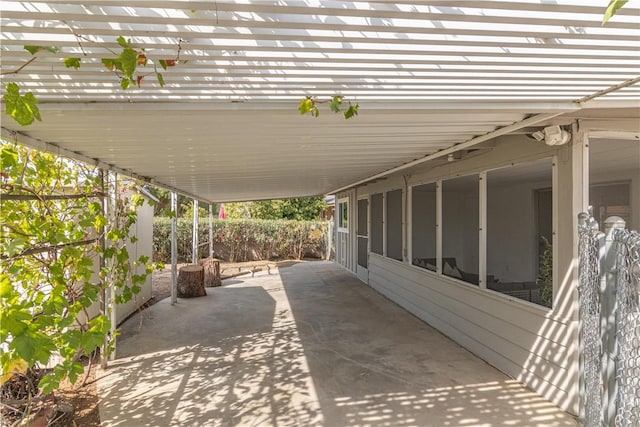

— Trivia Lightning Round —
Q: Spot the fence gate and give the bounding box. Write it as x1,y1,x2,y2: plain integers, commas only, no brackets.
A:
578,213,640,427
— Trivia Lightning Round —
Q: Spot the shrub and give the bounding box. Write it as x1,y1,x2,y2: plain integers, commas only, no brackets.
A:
153,218,329,263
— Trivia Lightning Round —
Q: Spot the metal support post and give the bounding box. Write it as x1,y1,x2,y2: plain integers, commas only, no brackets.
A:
209,203,214,258
171,192,178,304
100,170,108,369
108,173,118,361
192,199,199,264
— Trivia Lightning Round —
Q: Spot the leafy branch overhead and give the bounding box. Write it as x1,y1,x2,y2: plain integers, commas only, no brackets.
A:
23,35,184,91
3,83,41,126
298,95,359,120
602,0,628,24
3,35,184,126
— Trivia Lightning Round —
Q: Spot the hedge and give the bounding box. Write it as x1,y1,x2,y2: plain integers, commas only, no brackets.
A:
153,218,329,263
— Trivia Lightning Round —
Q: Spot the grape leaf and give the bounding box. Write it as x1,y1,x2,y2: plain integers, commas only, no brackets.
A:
603,0,628,24
116,36,132,48
24,45,60,55
3,83,42,126
118,48,138,81
63,57,81,69
298,98,315,115
329,96,342,113
344,103,359,119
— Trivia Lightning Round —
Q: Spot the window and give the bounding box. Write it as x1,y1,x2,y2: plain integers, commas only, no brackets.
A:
442,175,479,285
486,158,552,307
371,193,384,255
412,182,437,271
386,189,403,261
590,182,631,229
589,138,638,230
357,198,368,268
337,199,348,232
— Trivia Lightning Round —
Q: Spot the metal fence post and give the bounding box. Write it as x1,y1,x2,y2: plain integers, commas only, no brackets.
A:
601,216,625,426
579,212,603,426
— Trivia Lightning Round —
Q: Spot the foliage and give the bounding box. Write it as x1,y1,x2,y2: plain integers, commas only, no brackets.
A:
603,0,628,24
298,95,359,119
225,197,327,221
145,186,216,218
3,83,41,126
152,217,328,263
181,200,211,219
3,34,185,126
537,237,553,308
0,142,156,401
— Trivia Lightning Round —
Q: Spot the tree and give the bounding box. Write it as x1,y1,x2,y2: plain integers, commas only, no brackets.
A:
225,197,327,221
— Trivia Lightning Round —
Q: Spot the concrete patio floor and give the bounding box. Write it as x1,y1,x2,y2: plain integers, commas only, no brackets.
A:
97,261,579,427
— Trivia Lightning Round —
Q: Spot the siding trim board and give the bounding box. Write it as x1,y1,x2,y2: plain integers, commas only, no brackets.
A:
370,254,572,349
369,255,574,409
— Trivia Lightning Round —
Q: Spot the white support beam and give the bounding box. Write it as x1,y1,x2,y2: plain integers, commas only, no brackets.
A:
99,169,109,369
208,203,214,258
478,172,487,289
192,199,199,264
382,192,387,258
436,180,443,275
1,127,209,203
170,192,178,305
108,172,118,361
328,111,576,195
27,100,581,114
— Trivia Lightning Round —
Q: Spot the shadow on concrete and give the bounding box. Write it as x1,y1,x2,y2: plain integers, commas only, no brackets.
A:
277,263,579,426
98,262,578,426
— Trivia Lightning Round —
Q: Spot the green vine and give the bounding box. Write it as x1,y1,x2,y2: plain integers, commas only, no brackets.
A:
3,32,185,127
298,95,359,119
0,141,159,415
537,237,553,308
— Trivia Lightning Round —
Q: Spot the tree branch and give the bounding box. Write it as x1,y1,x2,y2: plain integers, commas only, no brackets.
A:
1,192,104,201
2,238,98,260
0,57,38,76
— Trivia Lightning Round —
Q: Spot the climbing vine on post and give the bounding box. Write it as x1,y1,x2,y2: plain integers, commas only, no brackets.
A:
0,141,157,422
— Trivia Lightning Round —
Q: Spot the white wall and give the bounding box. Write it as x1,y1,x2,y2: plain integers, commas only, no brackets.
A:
80,191,155,327
351,135,580,414
368,254,575,411
114,199,154,324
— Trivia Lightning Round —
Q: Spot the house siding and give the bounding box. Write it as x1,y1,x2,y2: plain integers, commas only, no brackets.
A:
343,134,582,414
369,254,577,411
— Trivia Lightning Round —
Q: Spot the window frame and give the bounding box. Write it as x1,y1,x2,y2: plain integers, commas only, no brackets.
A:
337,198,349,233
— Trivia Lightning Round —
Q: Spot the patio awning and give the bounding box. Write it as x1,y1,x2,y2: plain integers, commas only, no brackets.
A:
1,1,639,202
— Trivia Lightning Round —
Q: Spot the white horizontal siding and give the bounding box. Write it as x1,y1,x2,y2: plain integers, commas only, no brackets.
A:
368,253,577,412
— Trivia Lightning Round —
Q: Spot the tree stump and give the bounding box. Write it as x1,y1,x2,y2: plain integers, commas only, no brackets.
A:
177,265,206,298
198,257,221,287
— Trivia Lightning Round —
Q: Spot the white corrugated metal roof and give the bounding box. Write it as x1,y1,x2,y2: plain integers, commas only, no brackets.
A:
1,1,639,201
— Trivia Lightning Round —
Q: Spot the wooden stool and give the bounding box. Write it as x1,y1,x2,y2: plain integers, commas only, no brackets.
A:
177,264,206,298
198,258,221,287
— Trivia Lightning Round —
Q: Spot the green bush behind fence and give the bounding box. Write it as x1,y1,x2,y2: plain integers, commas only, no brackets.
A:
153,217,329,263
